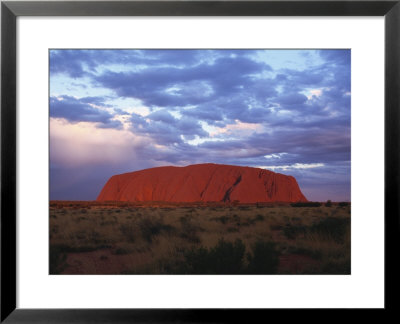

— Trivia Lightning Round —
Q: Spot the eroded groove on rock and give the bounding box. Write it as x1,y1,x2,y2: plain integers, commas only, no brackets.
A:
222,175,242,202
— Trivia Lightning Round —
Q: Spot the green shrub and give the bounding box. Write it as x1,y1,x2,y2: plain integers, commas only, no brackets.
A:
283,224,307,239
50,243,111,254
89,230,107,245
113,247,131,255
179,217,200,243
180,222,201,243
49,245,68,274
287,246,322,260
309,217,350,243
270,224,283,231
282,217,350,243
138,217,174,243
119,223,136,243
325,200,332,207
247,241,279,274
211,216,229,224
182,239,246,274
291,202,322,207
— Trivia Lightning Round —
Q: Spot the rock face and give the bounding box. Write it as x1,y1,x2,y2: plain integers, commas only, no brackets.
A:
97,163,307,203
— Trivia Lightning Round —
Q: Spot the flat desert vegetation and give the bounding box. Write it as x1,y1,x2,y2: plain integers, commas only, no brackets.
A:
49,201,350,275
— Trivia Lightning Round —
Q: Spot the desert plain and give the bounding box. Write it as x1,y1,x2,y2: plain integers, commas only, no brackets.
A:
50,201,350,275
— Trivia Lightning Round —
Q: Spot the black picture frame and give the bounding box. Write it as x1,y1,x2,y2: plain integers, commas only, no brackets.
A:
1,0,399,322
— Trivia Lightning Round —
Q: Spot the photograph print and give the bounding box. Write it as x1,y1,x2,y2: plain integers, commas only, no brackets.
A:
49,49,351,275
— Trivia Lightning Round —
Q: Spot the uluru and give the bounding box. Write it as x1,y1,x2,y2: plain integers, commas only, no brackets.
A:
97,163,307,203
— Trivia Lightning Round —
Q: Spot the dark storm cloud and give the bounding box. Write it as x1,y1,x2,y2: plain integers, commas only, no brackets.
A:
318,49,351,66
50,95,122,128
93,55,272,110
78,96,112,106
50,49,214,78
181,105,224,123
147,110,177,123
246,129,351,164
275,92,308,106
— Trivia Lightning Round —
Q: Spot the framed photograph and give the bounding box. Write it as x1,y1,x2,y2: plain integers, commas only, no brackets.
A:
1,0,399,322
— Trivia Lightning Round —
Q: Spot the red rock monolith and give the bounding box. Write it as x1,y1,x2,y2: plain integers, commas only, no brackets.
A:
97,163,307,203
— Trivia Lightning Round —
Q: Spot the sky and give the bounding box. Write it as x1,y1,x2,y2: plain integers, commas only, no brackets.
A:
49,49,350,202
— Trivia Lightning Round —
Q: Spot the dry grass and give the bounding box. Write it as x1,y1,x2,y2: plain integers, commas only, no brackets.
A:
49,202,351,274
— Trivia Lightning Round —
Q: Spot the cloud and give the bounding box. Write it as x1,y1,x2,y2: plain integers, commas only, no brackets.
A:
129,111,208,145
50,95,122,128
275,92,308,106
258,163,325,171
147,110,176,124
49,49,351,201
209,120,264,138
50,49,205,78
264,153,288,159
180,105,224,123
94,55,272,109
318,49,351,66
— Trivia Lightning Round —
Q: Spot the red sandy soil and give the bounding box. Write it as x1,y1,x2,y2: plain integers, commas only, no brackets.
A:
62,249,152,275
278,254,320,274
